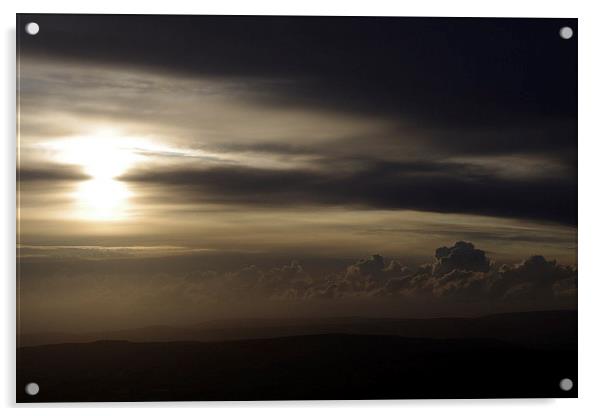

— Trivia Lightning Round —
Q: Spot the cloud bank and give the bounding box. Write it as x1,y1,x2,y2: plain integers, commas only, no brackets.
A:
177,241,577,305
18,241,577,333
122,161,577,225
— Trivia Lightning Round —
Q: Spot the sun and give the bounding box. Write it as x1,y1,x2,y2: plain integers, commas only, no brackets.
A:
74,178,131,221
48,130,144,221
52,132,142,180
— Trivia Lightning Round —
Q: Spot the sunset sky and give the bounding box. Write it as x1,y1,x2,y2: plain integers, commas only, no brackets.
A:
17,15,577,333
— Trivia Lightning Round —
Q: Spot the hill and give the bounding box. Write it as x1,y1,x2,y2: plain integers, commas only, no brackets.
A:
17,332,576,402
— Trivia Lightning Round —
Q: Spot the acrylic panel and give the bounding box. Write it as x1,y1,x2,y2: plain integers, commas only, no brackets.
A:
16,14,577,402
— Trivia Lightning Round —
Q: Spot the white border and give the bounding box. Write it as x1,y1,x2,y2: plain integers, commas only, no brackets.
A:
2,1,602,414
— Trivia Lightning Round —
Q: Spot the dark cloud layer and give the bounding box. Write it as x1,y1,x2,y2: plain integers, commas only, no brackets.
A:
17,166,89,182
18,15,577,226
123,160,576,225
18,15,576,126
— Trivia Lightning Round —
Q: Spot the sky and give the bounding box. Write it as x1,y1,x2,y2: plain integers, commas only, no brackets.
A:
17,15,577,332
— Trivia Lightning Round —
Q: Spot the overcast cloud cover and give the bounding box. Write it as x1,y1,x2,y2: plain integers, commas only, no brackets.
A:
17,15,577,332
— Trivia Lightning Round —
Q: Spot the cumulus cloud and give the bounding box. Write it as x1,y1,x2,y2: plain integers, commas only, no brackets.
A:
372,244,575,304
490,255,577,301
432,241,491,276
341,254,410,292
346,255,408,279
429,269,489,301
259,261,311,298
19,241,577,331
213,242,577,307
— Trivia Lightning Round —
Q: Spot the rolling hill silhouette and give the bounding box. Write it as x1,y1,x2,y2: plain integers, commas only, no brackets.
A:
19,310,576,348
17,311,577,402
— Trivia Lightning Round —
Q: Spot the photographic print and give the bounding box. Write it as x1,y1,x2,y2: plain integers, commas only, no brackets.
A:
16,14,577,402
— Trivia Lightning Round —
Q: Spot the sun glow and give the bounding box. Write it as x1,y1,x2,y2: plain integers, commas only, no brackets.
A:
48,131,147,221
74,178,131,221
51,132,143,180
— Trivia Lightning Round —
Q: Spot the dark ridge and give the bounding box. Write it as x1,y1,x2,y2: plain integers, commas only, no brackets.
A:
17,333,577,402
19,310,577,348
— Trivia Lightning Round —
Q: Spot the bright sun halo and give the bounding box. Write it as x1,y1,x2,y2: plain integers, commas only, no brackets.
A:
50,131,144,221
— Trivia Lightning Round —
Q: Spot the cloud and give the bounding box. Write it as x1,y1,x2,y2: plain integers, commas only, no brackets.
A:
19,240,576,307
179,241,575,307
18,54,576,227
21,15,576,131
259,261,311,296
18,17,576,243
432,241,491,276
18,166,89,182
243,242,577,305
429,270,489,301
305,283,339,300
122,161,577,225
490,255,577,301
17,241,577,334
345,254,406,280
340,255,409,293
21,241,577,305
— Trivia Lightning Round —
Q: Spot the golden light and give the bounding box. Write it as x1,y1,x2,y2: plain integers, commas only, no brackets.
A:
48,131,146,221
74,178,131,221
52,132,143,180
